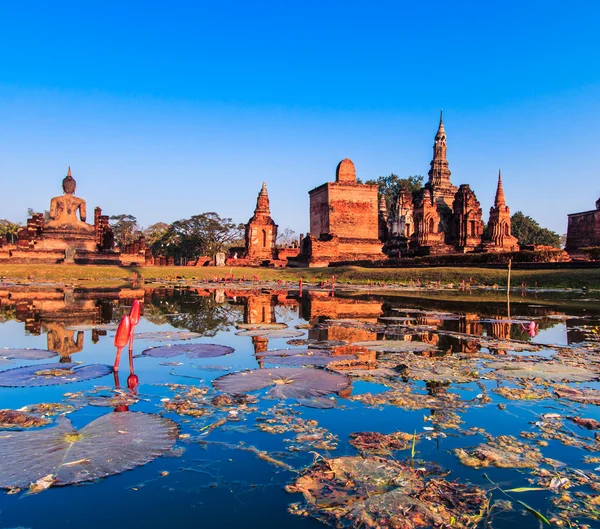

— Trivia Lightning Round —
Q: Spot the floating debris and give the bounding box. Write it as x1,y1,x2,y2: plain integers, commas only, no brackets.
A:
455,435,544,469
555,385,600,405
349,431,416,455
287,455,487,529
0,409,49,429
256,349,357,367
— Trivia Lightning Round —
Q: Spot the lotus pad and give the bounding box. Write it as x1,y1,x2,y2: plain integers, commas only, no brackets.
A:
256,349,357,367
236,323,288,330
351,340,435,353
287,455,487,529
213,367,351,399
235,329,305,339
0,349,58,361
134,331,203,342
487,361,599,382
0,412,178,488
142,343,234,359
0,363,113,387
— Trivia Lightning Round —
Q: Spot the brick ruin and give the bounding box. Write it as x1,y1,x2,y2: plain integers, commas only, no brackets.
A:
566,197,600,255
384,114,519,257
244,182,278,262
225,182,300,267
298,158,385,266
0,167,146,266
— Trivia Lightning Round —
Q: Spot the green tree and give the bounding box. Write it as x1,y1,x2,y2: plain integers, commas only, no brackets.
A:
364,174,424,208
156,212,244,263
0,220,21,244
143,222,170,246
110,214,140,247
511,212,561,248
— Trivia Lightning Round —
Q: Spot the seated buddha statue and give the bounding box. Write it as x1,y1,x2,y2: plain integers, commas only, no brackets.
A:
45,167,95,233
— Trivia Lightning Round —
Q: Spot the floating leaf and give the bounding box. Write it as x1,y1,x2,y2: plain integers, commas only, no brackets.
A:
256,349,357,367
351,340,435,353
213,367,351,399
0,412,178,489
487,361,599,382
235,329,305,339
505,487,547,493
134,331,203,342
287,455,487,528
66,324,118,331
517,500,550,525
142,343,234,359
0,349,58,361
0,363,112,387
286,339,347,349
236,323,288,330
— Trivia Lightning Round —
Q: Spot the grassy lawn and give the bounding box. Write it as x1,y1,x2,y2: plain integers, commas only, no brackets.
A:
0,264,598,289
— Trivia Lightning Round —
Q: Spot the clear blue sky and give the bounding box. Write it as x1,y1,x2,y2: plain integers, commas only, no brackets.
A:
1,1,599,236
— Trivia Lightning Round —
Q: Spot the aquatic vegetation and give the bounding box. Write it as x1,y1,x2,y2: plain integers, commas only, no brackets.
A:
257,406,338,451
555,385,600,404
235,329,304,338
0,412,178,490
349,431,417,455
0,362,112,387
236,323,287,330
350,340,435,353
0,348,58,361
287,455,487,529
256,348,357,367
486,360,599,382
0,409,49,429
213,367,351,399
455,435,544,469
134,331,203,341
142,343,235,359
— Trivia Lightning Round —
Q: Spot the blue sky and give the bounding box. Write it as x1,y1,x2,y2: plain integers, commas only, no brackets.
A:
1,1,599,235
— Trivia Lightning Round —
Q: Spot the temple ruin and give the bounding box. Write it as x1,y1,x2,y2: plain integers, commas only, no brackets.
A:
298,158,385,266
566,197,600,255
384,114,519,257
0,167,145,266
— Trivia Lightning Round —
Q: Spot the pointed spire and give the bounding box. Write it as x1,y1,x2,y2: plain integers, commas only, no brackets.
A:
494,169,506,208
254,181,270,215
436,109,445,136
378,194,387,212
67,166,72,177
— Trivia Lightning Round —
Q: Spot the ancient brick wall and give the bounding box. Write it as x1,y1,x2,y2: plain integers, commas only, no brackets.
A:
566,209,600,252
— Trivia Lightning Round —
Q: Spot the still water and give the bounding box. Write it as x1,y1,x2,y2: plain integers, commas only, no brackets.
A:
0,285,599,529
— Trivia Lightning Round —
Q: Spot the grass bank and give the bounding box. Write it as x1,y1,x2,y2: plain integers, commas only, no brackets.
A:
0,264,598,289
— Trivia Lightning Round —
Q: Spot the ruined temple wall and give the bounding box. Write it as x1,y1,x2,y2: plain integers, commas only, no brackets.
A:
566,210,600,252
309,185,330,237
327,183,379,240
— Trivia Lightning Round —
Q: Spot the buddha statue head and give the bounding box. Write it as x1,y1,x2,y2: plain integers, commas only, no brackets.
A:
62,166,76,195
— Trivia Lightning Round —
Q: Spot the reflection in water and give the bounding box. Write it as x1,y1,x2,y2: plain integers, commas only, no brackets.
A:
0,284,598,529
0,286,597,360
